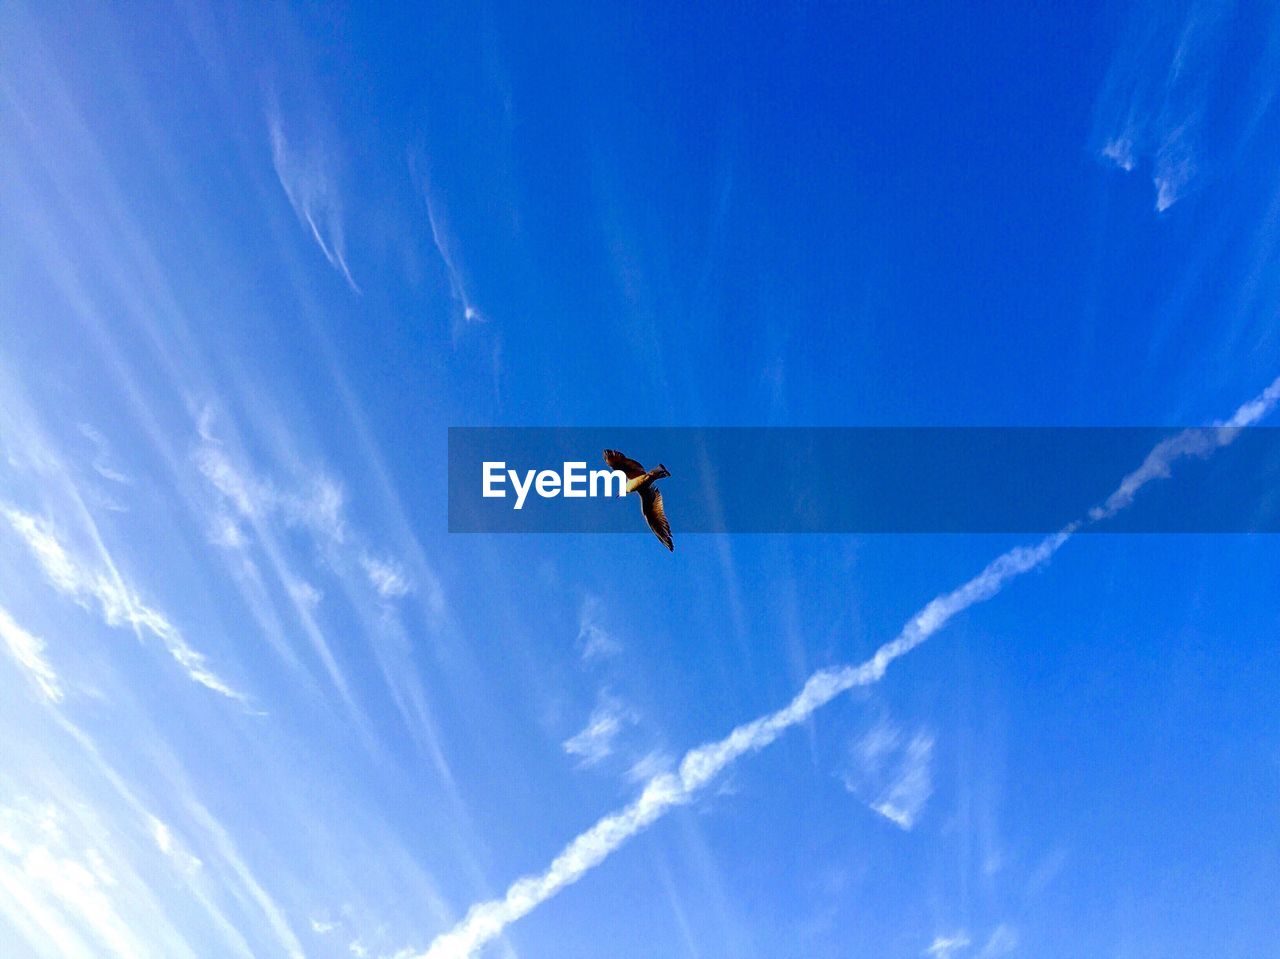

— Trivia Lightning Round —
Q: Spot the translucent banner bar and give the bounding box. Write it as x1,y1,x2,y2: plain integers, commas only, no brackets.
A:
448,427,1280,534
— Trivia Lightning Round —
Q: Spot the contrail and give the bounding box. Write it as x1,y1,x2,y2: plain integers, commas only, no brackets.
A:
1093,376,1280,519
421,375,1280,959
420,531,1070,959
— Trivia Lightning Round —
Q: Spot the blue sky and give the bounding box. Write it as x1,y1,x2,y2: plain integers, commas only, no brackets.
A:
2,2,1280,958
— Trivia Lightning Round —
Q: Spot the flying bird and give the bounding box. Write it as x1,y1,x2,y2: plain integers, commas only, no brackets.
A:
604,449,673,551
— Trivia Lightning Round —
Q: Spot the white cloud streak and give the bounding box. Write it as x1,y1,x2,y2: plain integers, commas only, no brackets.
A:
421,172,482,323
0,604,63,703
1093,0,1240,211
0,804,147,959
192,417,361,706
625,750,673,785
562,698,628,767
977,924,1019,957
77,423,131,485
1092,375,1280,520
194,436,347,545
577,595,620,661
148,816,202,873
191,410,458,787
192,420,430,721
361,554,412,600
268,105,359,293
1,505,245,703
846,724,934,831
925,932,972,958
419,373,1280,958
183,798,306,959
421,529,1069,959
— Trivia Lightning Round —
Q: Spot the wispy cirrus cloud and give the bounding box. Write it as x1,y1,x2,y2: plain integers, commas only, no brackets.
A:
77,423,131,486
845,721,934,831
420,529,1070,958
1093,0,1226,210
576,595,621,661
147,816,202,874
191,408,360,701
268,102,359,292
192,408,456,779
418,374,1280,958
0,800,162,959
1092,0,1278,211
977,925,1018,958
194,413,422,611
925,932,971,958
194,429,347,545
360,554,412,600
922,924,1017,959
1,504,245,703
625,749,673,785
0,605,63,704
311,917,338,935
182,797,306,959
415,160,483,324
563,695,632,767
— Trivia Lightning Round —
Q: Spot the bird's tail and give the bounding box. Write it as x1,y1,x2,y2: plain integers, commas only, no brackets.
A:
652,464,670,480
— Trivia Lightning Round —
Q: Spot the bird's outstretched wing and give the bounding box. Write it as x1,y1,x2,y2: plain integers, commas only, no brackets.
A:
640,487,674,551
604,449,647,478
